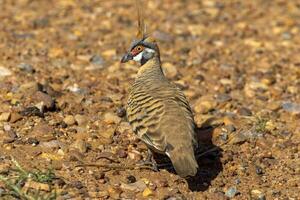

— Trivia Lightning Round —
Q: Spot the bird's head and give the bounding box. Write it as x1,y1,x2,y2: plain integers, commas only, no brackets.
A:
121,36,160,65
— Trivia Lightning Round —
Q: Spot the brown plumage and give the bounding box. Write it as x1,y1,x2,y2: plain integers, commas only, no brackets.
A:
121,36,198,177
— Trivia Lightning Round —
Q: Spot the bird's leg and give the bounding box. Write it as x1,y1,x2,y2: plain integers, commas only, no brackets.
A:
137,149,158,171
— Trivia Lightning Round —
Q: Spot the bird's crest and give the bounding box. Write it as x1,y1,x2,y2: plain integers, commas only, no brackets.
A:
135,0,146,39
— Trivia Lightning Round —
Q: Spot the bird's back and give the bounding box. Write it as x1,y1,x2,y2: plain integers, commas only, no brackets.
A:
127,59,198,177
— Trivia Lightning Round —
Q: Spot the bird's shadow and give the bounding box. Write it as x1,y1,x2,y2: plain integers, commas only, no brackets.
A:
153,124,223,192
187,125,223,191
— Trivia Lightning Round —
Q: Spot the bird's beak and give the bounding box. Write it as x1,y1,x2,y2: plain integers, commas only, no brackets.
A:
121,52,133,63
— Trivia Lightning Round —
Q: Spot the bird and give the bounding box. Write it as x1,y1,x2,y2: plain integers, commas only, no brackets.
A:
120,35,199,177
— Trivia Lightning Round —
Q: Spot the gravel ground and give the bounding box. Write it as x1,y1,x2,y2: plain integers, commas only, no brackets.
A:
0,0,299,199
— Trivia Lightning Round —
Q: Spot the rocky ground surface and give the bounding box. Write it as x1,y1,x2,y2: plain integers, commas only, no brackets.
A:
0,0,300,199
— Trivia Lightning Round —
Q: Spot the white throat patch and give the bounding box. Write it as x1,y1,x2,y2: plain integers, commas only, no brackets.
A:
133,51,143,62
133,48,155,62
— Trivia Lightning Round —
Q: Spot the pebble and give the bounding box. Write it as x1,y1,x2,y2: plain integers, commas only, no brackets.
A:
63,115,76,126
224,124,236,133
220,132,228,141
255,165,264,175
74,114,88,126
6,130,17,139
216,93,232,103
27,137,39,145
154,179,168,187
18,63,35,73
90,55,105,66
282,102,300,114
162,62,178,79
128,150,142,161
225,187,239,198
24,180,50,192
20,106,44,117
126,175,136,184
103,112,121,124
32,91,55,110
0,66,12,77
108,186,122,199
117,148,128,158
237,107,252,116
194,99,217,114
70,139,88,153
116,106,126,118
40,140,62,149
70,181,84,189
142,187,153,197
0,112,10,122
18,82,42,95
9,112,23,123
251,189,266,200
32,123,54,136
120,179,146,192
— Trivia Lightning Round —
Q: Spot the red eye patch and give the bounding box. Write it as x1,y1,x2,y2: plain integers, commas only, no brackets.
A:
131,45,144,56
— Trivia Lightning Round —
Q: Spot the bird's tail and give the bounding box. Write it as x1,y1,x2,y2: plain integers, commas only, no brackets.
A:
167,147,198,177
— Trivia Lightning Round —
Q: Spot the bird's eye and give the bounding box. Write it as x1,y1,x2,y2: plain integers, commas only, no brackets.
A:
136,46,143,51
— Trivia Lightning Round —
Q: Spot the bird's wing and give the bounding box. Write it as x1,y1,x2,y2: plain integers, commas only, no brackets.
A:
127,91,167,153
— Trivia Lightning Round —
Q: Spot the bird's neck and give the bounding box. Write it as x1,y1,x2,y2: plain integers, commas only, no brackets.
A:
136,56,165,80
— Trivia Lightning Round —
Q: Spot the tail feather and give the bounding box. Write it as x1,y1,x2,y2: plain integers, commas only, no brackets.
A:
167,148,198,177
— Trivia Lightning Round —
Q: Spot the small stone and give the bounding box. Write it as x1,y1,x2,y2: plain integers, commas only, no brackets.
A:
27,137,39,145
128,150,142,161
18,63,35,73
71,139,88,153
32,123,54,136
0,112,10,122
3,124,11,131
224,124,236,133
162,62,178,79
142,187,153,197
216,94,232,103
6,130,17,139
116,107,126,118
194,100,217,114
32,91,55,110
117,148,127,158
225,187,238,198
228,131,247,145
102,49,116,57
220,132,228,141
18,82,42,95
0,66,12,77
126,175,136,184
90,55,105,66
266,101,281,111
251,190,266,200
40,140,62,149
103,112,121,124
120,180,146,192
255,165,264,175
108,187,122,199
9,112,23,123
32,17,49,28
71,181,84,189
237,107,252,116
74,114,88,126
154,179,168,187
282,102,300,114
3,137,15,144
20,106,44,117
24,181,50,192
94,172,105,180
63,115,76,126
